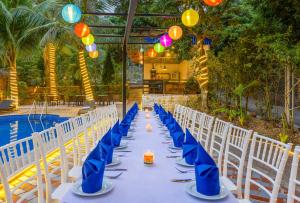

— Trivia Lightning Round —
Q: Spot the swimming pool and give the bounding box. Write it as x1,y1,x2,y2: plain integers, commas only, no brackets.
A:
0,114,68,147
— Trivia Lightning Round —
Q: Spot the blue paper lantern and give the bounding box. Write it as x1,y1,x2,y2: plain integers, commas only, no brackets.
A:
62,4,81,23
86,43,97,52
204,38,212,45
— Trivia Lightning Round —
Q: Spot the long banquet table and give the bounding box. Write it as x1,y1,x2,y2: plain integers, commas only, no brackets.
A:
62,111,238,203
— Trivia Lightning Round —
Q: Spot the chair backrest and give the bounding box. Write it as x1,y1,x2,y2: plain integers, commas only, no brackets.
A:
191,111,203,139
196,113,214,151
185,109,197,133
0,137,43,203
287,146,300,203
223,125,252,198
178,106,188,127
244,133,291,202
181,107,192,130
209,118,230,170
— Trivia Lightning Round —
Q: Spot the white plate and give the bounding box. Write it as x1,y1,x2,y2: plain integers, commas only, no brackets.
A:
175,157,194,167
122,134,134,139
185,181,229,200
168,144,182,150
72,178,113,197
114,143,128,150
106,157,121,167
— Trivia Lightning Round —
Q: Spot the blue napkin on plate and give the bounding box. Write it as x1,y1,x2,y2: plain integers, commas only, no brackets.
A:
165,112,173,126
182,129,198,165
81,158,105,193
111,121,122,147
100,129,114,164
194,143,220,196
171,122,184,148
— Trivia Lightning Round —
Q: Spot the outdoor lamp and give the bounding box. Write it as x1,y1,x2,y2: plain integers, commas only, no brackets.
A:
74,23,90,37
82,34,94,45
203,0,223,7
181,9,199,27
160,34,172,47
89,50,99,58
154,43,165,53
86,43,97,52
168,26,183,40
62,4,81,23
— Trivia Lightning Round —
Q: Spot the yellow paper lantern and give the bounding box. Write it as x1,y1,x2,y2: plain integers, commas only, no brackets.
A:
181,9,199,27
82,34,94,45
89,50,99,58
168,26,183,40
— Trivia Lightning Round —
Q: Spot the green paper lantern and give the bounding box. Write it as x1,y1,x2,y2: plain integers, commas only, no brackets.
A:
154,43,165,53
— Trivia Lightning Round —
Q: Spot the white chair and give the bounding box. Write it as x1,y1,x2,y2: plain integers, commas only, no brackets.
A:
181,107,192,131
0,137,44,203
287,146,300,203
191,111,203,139
196,113,214,151
222,125,252,198
209,118,230,170
239,133,292,203
32,125,74,202
185,109,197,133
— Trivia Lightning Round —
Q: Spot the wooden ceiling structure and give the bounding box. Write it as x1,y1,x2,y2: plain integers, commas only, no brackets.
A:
84,0,180,116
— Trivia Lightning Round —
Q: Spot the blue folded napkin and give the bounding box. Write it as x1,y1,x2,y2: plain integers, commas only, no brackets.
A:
194,143,220,196
82,158,105,193
120,120,130,136
100,129,114,164
171,122,184,148
111,121,122,147
164,112,173,126
182,129,198,165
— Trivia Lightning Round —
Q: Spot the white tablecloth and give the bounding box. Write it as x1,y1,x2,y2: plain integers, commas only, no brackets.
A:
62,111,238,203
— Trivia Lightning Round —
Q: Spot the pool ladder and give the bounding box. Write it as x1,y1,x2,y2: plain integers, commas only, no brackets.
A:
28,101,46,133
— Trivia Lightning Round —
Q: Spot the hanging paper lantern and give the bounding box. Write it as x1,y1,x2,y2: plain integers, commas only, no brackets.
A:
82,34,94,45
89,50,99,58
147,48,157,58
154,43,165,53
203,0,223,7
168,26,183,40
74,23,90,38
85,43,97,52
160,34,172,47
62,4,81,23
181,9,199,27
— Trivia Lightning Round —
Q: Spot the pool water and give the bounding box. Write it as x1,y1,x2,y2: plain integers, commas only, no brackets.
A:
0,114,68,147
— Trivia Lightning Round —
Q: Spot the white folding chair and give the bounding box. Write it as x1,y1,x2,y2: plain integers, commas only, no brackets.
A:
222,125,252,198
185,109,197,133
209,118,230,170
191,111,203,139
239,133,292,203
196,113,214,151
0,137,44,203
32,126,71,202
287,146,300,203
181,107,192,130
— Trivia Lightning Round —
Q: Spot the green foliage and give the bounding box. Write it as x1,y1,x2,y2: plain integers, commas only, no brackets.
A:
102,52,115,85
279,113,289,143
184,77,200,94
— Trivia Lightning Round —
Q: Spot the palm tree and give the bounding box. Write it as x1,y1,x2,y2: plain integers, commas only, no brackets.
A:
0,0,54,109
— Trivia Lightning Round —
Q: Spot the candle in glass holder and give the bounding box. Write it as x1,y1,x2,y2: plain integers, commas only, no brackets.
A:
145,108,149,113
145,113,150,119
146,123,152,132
144,151,154,164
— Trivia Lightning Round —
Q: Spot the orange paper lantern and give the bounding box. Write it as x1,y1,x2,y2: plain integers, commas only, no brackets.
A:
203,0,223,7
147,48,157,58
168,26,183,40
74,23,90,37
89,50,99,58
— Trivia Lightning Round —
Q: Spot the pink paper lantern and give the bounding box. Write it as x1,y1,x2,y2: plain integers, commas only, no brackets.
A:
160,34,172,47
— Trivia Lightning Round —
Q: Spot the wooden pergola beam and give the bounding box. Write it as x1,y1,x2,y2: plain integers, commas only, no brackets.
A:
122,0,138,118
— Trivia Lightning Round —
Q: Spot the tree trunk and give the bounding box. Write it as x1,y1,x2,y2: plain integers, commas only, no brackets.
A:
44,43,58,102
9,56,19,109
78,50,94,102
